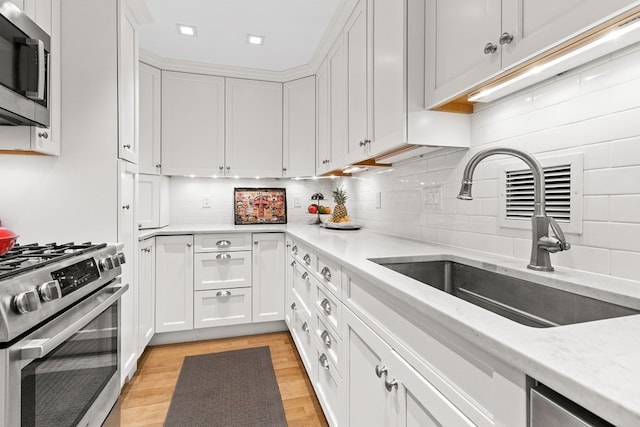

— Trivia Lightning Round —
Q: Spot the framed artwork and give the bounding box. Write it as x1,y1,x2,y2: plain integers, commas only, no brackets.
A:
234,188,287,225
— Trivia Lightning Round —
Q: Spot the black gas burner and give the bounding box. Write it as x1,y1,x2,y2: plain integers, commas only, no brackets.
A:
0,242,107,280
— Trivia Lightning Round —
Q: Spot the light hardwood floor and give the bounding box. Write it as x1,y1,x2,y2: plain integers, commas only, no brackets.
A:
117,331,329,426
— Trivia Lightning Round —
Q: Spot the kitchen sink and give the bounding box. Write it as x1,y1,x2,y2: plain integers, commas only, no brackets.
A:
371,258,639,328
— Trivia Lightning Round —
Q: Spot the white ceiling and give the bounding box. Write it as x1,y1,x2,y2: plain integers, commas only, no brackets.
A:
139,0,342,71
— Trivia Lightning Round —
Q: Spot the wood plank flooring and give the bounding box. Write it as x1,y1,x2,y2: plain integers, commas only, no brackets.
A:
118,331,329,426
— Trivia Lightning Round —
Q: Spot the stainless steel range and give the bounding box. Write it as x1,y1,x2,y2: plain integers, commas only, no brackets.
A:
0,242,128,427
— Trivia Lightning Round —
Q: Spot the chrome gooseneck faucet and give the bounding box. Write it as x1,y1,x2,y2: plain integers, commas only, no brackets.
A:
457,148,570,272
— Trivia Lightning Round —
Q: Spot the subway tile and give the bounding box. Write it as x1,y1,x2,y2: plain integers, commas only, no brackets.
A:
610,195,640,223
610,250,640,281
481,198,499,216
582,222,640,252
580,108,640,145
610,137,640,167
457,231,484,251
480,234,514,257
583,196,610,221
553,245,610,275
582,143,611,170
532,75,580,109
584,167,640,195
468,216,498,235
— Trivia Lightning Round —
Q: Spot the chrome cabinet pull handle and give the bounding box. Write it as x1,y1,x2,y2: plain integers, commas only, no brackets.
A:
321,330,332,348
303,254,311,265
290,260,296,267
123,144,131,149
301,272,309,280
499,32,513,45
385,378,398,392
359,140,366,147
216,290,231,297
38,131,48,139
320,298,332,315
122,204,130,210
216,253,231,260
156,163,161,168
375,364,387,378
483,42,498,54
301,321,309,333
319,353,330,370
216,240,231,247
320,266,332,281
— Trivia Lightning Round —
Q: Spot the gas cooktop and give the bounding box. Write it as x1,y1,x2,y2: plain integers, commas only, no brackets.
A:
0,242,106,280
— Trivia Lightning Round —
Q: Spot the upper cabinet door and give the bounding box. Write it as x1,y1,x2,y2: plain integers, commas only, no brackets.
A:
425,0,501,109
328,35,347,171
118,0,139,164
283,76,316,178
502,0,640,67
138,62,162,175
161,71,225,176
316,59,331,175
345,0,370,164
225,78,283,178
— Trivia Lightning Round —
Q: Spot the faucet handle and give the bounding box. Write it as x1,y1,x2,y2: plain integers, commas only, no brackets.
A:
548,217,570,250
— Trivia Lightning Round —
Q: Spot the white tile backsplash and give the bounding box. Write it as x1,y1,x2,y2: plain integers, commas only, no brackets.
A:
345,43,640,282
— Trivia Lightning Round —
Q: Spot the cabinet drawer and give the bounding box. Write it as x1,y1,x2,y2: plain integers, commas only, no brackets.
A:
194,233,252,252
194,251,252,290
291,306,316,384
194,288,252,328
291,261,315,317
316,255,341,298
316,282,342,337
315,315,342,375
290,240,315,271
315,346,343,427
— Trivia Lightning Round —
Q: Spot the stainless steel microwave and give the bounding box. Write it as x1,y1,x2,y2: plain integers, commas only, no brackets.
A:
0,0,50,127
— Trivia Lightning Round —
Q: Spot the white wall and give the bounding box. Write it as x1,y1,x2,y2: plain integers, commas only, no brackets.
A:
168,177,338,225
350,42,640,282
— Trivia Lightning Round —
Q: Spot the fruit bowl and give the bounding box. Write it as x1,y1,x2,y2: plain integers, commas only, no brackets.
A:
0,227,18,256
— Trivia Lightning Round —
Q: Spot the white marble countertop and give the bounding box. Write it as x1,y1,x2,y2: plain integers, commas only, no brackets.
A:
141,223,640,426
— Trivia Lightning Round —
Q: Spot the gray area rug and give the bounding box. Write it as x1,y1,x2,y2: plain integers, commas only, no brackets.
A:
164,346,288,427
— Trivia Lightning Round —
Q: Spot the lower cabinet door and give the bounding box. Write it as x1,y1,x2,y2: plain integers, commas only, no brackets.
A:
193,288,252,328
290,306,316,384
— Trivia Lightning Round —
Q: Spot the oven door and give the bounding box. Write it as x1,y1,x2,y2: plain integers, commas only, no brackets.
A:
7,281,128,427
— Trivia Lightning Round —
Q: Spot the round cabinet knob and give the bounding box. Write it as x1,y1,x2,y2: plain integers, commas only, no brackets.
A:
123,144,131,149
254,240,259,245
122,204,130,210
282,168,287,172
499,32,514,45
14,290,40,314
483,42,498,54
38,131,49,139
226,166,231,170
155,164,162,168
364,139,371,146
219,166,224,171
384,378,399,392
38,280,62,302
375,364,388,378
359,140,366,147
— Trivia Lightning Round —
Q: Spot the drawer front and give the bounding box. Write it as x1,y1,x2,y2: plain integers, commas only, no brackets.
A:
291,261,315,317
195,233,252,252
194,251,252,290
290,240,315,271
315,346,343,427
291,306,316,384
194,288,252,328
316,255,342,298
316,281,342,337
315,315,342,374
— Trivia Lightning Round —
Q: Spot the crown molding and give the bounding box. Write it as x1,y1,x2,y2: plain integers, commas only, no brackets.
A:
125,0,154,26
138,0,357,82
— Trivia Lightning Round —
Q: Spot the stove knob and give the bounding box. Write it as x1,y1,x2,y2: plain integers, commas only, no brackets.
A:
14,290,40,314
100,257,114,271
112,255,121,268
38,280,62,302
117,252,126,265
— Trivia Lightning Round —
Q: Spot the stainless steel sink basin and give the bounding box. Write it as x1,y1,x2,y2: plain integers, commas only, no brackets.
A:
372,259,639,328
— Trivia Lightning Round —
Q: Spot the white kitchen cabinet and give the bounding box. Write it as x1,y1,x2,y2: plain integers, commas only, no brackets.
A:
345,0,371,164
283,77,316,178
155,235,194,333
317,36,347,175
194,287,253,328
252,233,285,323
117,0,139,164
425,0,640,108
284,239,296,328
161,71,225,176
0,0,60,155
118,160,138,384
138,62,162,174
138,237,155,356
225,78,283,177
138,173,169,229
344,307,475,427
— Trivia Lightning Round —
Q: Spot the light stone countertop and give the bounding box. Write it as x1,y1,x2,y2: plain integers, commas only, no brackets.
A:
140,223,640,426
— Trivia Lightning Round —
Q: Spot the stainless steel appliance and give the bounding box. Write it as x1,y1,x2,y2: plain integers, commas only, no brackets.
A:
0,241,128,427
0,0,50,127
529,381,614,426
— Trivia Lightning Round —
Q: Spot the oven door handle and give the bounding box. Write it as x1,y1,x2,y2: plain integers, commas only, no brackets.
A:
20,283,129,361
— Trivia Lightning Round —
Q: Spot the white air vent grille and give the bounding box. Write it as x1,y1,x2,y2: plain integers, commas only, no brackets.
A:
506,165,572,222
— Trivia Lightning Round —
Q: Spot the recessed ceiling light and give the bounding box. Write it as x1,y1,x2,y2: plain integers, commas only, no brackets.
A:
177,24,197,37
247,34,264,45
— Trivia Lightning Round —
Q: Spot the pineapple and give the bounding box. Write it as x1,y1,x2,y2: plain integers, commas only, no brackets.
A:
331,186,349,222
